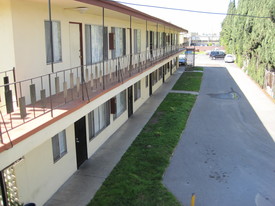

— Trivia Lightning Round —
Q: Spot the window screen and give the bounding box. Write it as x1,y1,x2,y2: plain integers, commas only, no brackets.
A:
134,81,141,101
85,24,105,64
88,101,110,139
52,130,67,162
45,20,62,64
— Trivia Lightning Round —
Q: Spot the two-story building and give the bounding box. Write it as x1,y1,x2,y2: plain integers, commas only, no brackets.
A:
0,0,187,205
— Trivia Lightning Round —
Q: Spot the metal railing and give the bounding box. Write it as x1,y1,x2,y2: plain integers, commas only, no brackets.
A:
0,44,185,144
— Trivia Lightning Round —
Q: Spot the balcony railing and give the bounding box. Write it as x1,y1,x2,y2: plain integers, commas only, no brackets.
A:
0,44,185,146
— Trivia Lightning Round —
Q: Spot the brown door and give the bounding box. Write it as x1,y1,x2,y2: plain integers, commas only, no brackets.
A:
128,86,133,117
74,117,88,169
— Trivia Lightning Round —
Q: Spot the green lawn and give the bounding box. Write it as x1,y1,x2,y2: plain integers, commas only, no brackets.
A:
194,67,204,71
185,66,204,72
172,71,203,92
88,69,203,206
88,93,197,206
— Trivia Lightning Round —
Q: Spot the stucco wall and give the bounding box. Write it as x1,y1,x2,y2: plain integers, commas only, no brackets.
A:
14,125,76,205
0,0,15,70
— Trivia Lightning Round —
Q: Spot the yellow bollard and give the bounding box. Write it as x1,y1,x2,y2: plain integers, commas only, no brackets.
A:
190,193,196,206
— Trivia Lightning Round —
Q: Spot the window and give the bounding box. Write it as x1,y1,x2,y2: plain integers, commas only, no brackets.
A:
134,29,141,54
146,31,149,48
156,32,159,48
162,32,166,48
103,27,108,60
154,31,157,49
111,27,126,58
114,90,126,119
146,76,148,88
159,32,163,48
52,130,67,162
159,67,163,80
85,25,107,64
88,101,110,139
45,20,62,64
152,70,158,86
134,81,141,101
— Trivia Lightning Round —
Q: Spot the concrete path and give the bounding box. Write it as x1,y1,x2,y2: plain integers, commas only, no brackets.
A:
170,90,199,95
44,67,185,206
163,55,275,206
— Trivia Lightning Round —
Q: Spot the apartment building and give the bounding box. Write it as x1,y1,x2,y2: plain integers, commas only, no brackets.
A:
0,0,187,205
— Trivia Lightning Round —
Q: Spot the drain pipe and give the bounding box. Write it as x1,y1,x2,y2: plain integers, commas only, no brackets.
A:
48,0,54,73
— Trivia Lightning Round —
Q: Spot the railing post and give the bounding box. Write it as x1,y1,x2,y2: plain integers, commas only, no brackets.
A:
0,110,13,148
12,67,18,107
81,65,85,101
48,74,53,117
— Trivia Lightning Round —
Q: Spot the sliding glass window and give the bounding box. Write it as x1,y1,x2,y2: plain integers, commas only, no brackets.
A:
134,29,141,54
134,81,141,101
88,101,110,139
85,25,108,65
111,27,126,58
45,20,62,64
114,90,126,119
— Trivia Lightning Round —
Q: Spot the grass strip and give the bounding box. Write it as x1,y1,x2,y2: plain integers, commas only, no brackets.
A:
172,72,203,92
185,66,204,71
88,93,197,206
194,67,204,71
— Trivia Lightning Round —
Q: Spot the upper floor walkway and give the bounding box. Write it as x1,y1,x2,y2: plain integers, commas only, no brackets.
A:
0,45,186,152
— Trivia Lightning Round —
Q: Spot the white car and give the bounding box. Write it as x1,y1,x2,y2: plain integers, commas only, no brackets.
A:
224,54,235,63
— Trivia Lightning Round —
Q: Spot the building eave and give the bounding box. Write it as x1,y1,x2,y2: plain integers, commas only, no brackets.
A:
76,0,188,33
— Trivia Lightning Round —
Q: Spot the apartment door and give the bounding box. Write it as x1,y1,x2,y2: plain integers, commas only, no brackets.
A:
162,66,165,83
69,22,83,68
74,116,88,169
149,73,153,96
170,61,173,75
128,86,133,117
150,31,154,57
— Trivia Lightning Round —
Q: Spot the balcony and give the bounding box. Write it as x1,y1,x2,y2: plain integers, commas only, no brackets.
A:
0,45,185,151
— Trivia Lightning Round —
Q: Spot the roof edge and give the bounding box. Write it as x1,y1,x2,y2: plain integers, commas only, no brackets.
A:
76,0,188,33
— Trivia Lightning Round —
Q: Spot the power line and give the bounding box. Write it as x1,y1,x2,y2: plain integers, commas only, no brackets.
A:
104,0,272,19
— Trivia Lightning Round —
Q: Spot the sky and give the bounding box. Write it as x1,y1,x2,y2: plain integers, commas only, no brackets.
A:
116,0,237,34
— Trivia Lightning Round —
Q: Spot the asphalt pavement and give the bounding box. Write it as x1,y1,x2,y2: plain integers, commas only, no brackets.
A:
163,55,275,206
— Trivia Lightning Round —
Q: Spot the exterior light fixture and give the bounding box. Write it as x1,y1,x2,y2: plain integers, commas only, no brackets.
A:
75,7,88,14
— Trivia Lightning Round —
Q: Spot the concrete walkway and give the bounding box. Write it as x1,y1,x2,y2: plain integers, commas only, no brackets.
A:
163,55,275,206
44,67,185,206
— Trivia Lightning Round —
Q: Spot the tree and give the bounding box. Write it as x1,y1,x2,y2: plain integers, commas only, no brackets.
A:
220,0,275,87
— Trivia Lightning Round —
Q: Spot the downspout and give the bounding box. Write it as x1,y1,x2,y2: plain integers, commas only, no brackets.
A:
130,16,132,74
102,7,105,90
48,0,54,73
146,20,147,62
48,0,54,117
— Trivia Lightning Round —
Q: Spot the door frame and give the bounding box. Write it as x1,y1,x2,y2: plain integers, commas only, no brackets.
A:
128,86,133,117
74,116,88,169
149,73,153,96
170,60,173,75
69,22,84,66
162,66,165,83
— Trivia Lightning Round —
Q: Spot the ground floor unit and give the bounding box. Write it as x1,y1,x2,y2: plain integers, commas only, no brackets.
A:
0,55,179,206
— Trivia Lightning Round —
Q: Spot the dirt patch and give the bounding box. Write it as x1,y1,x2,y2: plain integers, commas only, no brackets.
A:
149,111,164,125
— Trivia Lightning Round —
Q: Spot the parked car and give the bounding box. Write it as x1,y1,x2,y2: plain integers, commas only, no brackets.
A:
209,51,226,59
224,54,235,63
179,54,187,66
